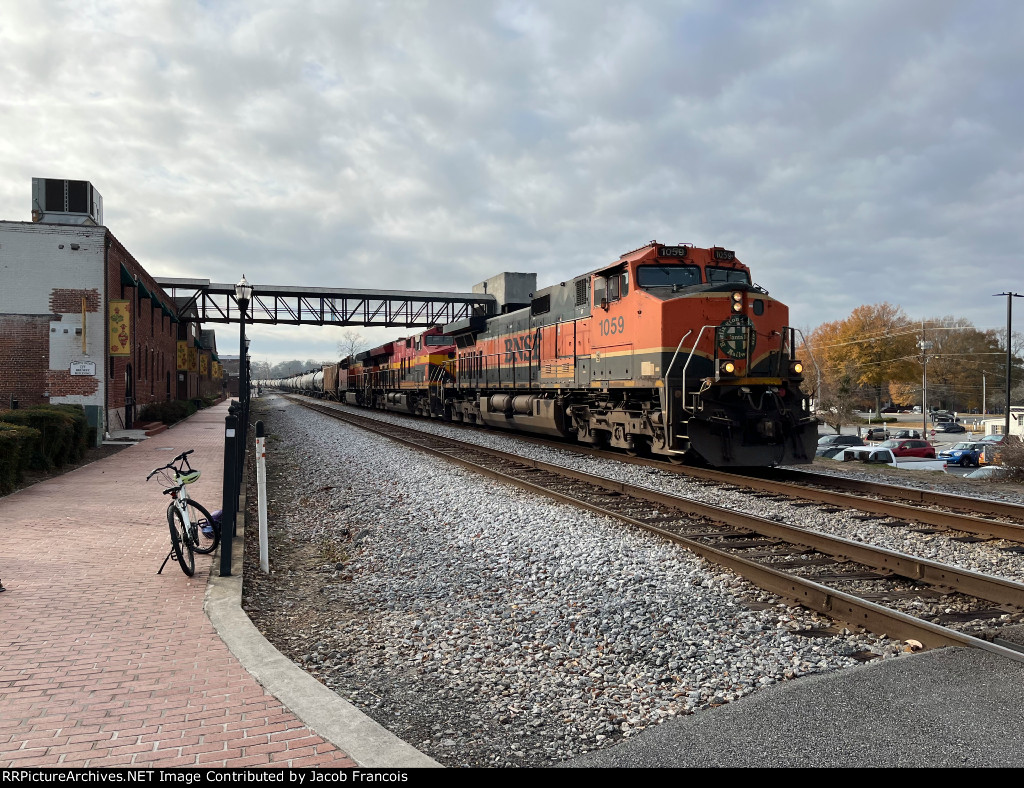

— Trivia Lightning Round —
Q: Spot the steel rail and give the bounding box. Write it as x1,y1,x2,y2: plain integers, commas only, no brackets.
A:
759,467,1024,522
289,397,1024,663
299,397,1024,542
675,466,1024,543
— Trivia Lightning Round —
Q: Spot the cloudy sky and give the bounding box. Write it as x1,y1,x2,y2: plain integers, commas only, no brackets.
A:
2,0,1022,364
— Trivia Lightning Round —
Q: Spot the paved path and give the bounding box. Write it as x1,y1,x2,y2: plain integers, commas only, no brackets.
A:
0,403,357,768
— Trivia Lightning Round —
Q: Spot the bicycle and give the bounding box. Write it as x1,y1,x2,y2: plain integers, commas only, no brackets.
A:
146,450,220,576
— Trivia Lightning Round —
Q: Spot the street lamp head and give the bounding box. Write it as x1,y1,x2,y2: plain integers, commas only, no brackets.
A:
244,337,251,350
235,274,253,306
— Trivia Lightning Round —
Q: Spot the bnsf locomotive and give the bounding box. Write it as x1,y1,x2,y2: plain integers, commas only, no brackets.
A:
271,241,818,466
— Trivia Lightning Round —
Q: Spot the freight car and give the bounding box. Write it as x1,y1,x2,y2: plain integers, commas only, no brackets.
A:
270,241,818,467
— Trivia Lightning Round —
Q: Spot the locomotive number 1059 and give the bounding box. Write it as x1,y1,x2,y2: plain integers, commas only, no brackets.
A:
598,316,626,336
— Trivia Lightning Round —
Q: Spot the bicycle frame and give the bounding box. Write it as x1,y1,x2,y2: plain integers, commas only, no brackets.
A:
148,450,207,576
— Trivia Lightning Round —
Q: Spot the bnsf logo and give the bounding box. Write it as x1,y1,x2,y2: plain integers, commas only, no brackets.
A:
504,336,537,363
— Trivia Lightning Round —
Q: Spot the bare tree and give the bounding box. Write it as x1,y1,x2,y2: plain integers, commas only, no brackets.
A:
338,328,368,360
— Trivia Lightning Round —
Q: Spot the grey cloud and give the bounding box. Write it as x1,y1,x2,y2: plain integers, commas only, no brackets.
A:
2,0,1023,364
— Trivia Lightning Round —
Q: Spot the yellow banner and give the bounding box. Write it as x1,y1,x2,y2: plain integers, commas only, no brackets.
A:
176,341,188,371
212,361,221,379
187,346,198,372
200,353,209,376
108,300,131,356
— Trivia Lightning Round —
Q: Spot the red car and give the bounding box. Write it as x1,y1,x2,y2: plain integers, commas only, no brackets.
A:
878,438,936,458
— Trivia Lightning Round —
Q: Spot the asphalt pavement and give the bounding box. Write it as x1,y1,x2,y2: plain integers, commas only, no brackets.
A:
563,626,1024,768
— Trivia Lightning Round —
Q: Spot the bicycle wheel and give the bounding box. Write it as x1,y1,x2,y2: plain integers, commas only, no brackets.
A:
184,499,220,554
167,506,195,577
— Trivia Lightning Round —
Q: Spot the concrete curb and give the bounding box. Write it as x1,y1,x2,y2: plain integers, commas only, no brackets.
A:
203,522,442,769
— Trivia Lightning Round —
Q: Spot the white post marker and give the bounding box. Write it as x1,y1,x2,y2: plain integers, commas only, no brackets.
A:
256,421,269,574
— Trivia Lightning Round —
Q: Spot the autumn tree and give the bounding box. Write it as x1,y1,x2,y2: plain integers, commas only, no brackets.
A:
920,318,1003,412
887,380,917,408
803,303,917,418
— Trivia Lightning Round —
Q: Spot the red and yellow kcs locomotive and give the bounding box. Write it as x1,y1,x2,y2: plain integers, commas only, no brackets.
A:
275,241,818,466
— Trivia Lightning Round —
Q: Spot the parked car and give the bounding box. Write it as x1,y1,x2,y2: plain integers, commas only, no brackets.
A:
837,446,948,471
978,434,1007,444
933,422,966,434
877,439,936,459
863,426,888,441
815,434,866,457
890,429,921,440
965,465,1009,480
937,441,987,467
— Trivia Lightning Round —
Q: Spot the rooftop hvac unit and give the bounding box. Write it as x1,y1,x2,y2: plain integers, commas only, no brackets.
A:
31,178,104,225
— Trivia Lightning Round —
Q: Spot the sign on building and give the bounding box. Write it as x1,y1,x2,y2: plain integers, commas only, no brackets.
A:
108,300,131,356
70,361,97,376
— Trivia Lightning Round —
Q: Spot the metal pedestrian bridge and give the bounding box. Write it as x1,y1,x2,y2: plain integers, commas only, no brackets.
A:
154,278,497,327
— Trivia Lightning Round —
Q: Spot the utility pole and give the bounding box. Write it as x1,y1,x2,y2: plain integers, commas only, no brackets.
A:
919,320,931,437
994,292,1022,436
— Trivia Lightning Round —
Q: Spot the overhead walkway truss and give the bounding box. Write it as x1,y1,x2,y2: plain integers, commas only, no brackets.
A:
155,278,497,327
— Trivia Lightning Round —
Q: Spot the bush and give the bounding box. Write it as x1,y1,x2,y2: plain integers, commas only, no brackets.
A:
46,404,89,462
137,399,198,426
0,423,41,494
996,436,1024,482
0,405,85,470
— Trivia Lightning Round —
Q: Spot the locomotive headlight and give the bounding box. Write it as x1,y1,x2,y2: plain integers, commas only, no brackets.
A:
789,361,804,376
717,360,736,377
731,292,743,312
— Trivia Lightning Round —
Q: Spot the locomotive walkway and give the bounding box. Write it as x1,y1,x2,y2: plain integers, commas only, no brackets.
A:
0,401,437,769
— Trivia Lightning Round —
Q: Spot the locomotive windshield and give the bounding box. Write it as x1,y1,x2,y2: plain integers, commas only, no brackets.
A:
706,266,751,285
637,264,702,290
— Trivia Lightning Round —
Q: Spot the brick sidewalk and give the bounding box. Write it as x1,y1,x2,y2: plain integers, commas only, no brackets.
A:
0,402,356,767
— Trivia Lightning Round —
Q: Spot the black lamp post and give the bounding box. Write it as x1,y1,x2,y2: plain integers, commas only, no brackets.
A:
994,292,1022,437
244,338,251,404
235,275,252,402
235,276,253,499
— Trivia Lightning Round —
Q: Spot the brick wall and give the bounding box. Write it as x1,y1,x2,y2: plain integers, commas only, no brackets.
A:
1,222,220,430
50,288,101,314
105,231,195,422
0,314,50,407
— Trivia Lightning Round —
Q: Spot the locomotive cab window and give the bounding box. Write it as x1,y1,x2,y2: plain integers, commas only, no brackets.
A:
637,264,702,291
706,266,751,285
595,270,628,307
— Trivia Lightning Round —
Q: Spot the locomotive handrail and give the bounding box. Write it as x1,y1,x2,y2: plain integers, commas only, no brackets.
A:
679,325,719,415
790,326,822,403
660,329,696,457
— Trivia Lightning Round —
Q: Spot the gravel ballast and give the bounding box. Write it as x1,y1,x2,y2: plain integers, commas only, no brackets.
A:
242,396,1021,768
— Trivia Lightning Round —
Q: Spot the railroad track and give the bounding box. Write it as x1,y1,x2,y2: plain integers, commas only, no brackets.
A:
286,395,1024,545
283,395,1024,663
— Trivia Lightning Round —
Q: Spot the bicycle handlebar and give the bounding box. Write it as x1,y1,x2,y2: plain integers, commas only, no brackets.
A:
147,449,198,481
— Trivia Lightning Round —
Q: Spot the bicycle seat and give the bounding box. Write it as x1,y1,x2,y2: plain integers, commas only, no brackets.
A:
178,470,201,485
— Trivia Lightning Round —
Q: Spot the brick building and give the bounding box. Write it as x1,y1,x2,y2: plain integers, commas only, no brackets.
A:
0,178,222,444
